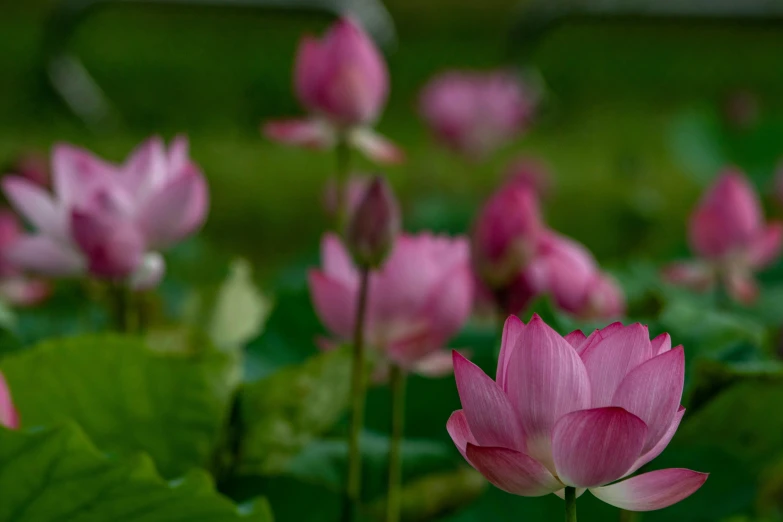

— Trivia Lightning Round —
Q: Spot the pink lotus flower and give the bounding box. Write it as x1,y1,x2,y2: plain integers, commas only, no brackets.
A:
264,16,403,164
664,169,782,303
0,211,50,306
471,178,542,288
419,70,536,159
309,232,473,376
0,371,19,429
526,232,625,320
1,136,208,289
448,315,707,511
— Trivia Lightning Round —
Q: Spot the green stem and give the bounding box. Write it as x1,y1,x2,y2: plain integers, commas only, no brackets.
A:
109,283,135,333
386,365,406,522
618,509,638,522
565,486,577,522
343,267,371,521
335,133,351,233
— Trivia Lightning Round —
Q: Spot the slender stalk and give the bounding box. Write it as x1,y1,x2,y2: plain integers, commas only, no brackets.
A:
386,365,406,522
618,509,638,522
564,486,577,522
335,133,351,232
344,267,371,521
110,282,135,333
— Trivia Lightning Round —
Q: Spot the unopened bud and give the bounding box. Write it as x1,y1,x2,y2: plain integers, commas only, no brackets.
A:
346,175,400,268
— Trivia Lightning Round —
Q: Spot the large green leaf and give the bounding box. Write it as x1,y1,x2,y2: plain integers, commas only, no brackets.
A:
0,333,235,478
238,347,352,475
0,423,271,522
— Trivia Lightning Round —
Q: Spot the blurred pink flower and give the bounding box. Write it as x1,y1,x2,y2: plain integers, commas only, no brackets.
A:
264,16,403,164
448,315,707,510
1,136,208,289
664,169,782,304
471,179,542,288
419,70,536,159
526,232,625,320
0,370,19,429
322,175,371,218
309,232,473,376
345,176,400,268
503,156,553,198
0,211,50,306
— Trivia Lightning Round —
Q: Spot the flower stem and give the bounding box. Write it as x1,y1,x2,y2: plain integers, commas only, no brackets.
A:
565,486,577,522
110,283,135,333
344,266,371,521
619,509,638,522
386,364,406,522
335,133,351,232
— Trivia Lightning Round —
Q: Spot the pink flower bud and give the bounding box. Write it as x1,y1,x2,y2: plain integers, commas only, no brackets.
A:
322,175,371,219
471,181,542,288
448,316,706,508
295,16,388,127
0,371,19,429
345,176,400,268
419,70,537,159
503,156,553,198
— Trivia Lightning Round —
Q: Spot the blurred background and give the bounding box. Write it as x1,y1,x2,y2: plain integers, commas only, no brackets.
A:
2,1,783,521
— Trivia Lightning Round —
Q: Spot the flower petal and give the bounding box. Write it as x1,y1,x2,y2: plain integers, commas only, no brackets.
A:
0,371,20,429
723,269,758,304
627,406,685,475
5,235,85,276
129,252,165,291
576,321,623,356
321,233,358,283
650,333,671,356
412,349,460,377
420,264,474,347
505,314,591,468
453,351,524,450
552,407,647,488
466,444,562,497
747,222,783,268
581,323,653,407
612,347,684,453
497,315,524,390
2,176,63,238
590,468,708,511
348,128,405,165
52,143,116,207
446,410,477,460
138,173,199,249
661,262,715,291
564,329,586,349
307,270,356,340
263,119,336,149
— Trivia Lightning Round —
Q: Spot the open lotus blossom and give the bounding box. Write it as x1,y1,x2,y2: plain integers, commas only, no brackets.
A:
448,315,707,511
1,136,208,289
309,232,473,376
264,16,403,164
0,210,50,306
663,169,782,304
0,371,19,429
419,70,536,159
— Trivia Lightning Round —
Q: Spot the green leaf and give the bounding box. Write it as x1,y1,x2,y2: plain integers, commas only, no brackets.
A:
0,333,235,478
237,347,352,475
208,259,272,352
0,423,270,522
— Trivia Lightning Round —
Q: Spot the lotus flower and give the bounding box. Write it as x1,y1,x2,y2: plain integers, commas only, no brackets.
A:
664,169,782,303
264,16,403,164
448,315,707,511
345,176,400,268
1,136,208,289
323,175,371,219
0,211,50,306
419,70,536,159
0,371,19,429
309,232,473,376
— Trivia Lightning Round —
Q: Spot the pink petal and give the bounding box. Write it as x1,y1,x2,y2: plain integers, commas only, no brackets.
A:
747,222,783,268
294,36,326,111
612,347,684,453
308,270,356,340
138,173,199,249
321,233,358,284
5,235,84,276
552,407,648,488
580,323,653,407
564,329,587,349
0,371,20,429
348,128,405,165
627,406,685,475
167,135,190,174
497,315,525,390
505,314,591,467
72,211,144,278
128,252,165,291
175,164,209,240
650,333,671,356
263,119,335,149
420,264,474,348
0,278,51,307
590,468,708,511
2,176,63,238
453,351,524,450
661,262,715,291
466,444,562,497
51,143,116,207
122,136,167,195
412,349,460,377
723,269,758,304
576,322,623,356
446,410,477,460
